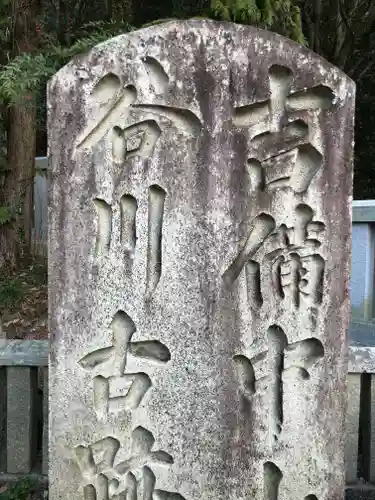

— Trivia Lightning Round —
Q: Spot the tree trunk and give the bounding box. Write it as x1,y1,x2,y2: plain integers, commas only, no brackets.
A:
3,104,36,263
0,0,38,268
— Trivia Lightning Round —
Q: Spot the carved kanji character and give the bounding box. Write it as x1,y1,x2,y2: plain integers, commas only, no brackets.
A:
223,204,326,310
77,58,202,157
264,205,326,308
93,184,166,298
74,428,186,500
79,311,170,419
233,64,334,194
234,325,324,445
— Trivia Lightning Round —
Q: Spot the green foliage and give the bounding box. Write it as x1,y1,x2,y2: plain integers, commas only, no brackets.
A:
0,156,9,171
77,19,134,37
0,17,134,105
28,258,48,284
210,0,306,45
0,1,306,107
0,53,54,103
0,276,24,308
211,0,261,22
0,478,38,500
0,205,12,225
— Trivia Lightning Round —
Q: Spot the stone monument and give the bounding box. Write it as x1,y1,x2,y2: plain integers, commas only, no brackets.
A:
48,20,355,500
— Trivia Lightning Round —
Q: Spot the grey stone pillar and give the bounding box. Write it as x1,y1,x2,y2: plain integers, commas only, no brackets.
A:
49,20,355,500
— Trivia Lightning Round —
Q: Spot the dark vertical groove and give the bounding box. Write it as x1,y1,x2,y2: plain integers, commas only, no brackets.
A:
263,461,283,500
120,194,138,253
30,366,40,471
146,185,166,297
267,325,287,443
358,372,371,481
34,368,44,473
245,260,263,309
93,198,112,256
0,367,7,472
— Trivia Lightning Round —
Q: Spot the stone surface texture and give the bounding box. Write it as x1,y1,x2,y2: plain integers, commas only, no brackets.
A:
6,367,38,473
345,374,361,484
48,20,355,500
0,339,48,365
349,346,375,372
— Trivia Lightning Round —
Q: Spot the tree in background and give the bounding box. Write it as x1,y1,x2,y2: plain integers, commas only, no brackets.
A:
0,0,133,268
0,0,39,268
0,0,307,268
297,0,375,198
1,0,375,267
211,0,305,43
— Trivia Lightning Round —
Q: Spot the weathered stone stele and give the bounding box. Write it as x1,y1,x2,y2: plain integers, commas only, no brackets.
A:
48,20,355,500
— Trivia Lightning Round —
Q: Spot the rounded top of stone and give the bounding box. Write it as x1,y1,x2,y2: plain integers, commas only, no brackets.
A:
48,19,355,92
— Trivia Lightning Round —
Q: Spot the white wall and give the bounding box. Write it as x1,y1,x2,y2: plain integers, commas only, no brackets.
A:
32,156,48,255
351,200,375,322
